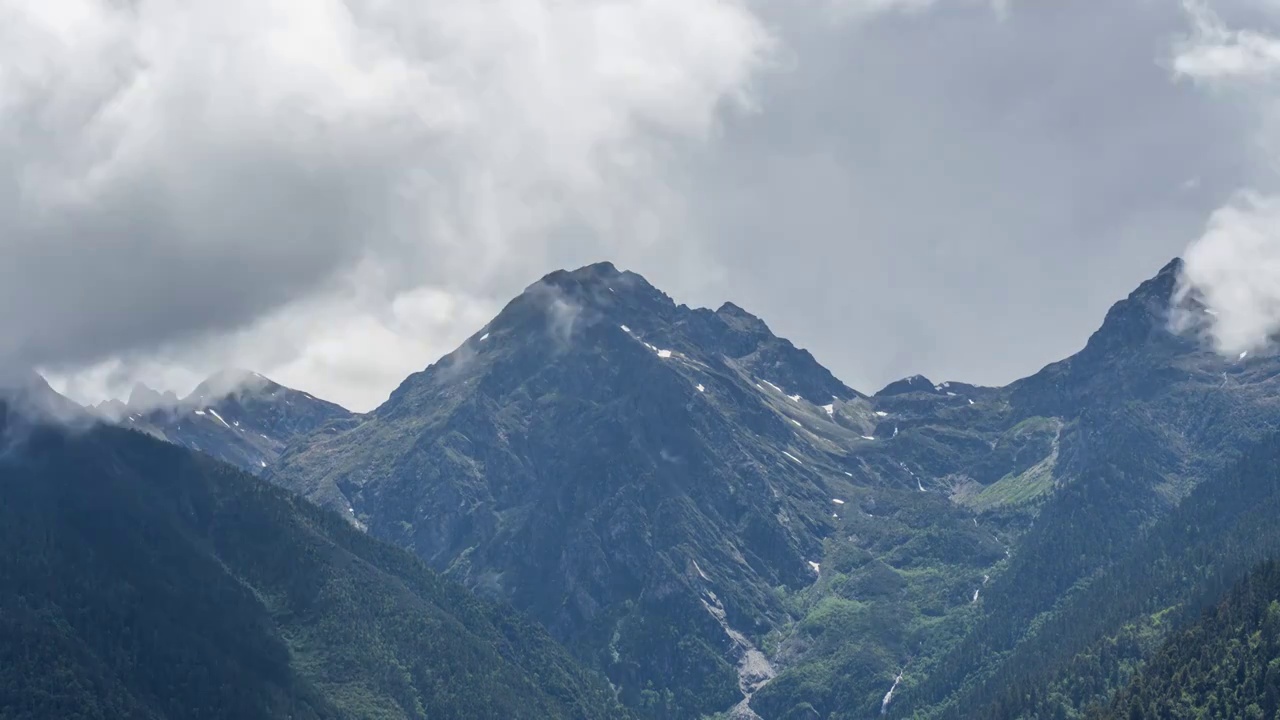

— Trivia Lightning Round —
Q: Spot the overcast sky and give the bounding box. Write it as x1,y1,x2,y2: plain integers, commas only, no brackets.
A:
6,0,1280,411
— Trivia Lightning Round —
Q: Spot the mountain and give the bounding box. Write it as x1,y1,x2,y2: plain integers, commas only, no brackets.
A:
0,371,88,427
108,370,354,475
270,262,875,717
262,262,1038,717
264,259,1280,719
0,402,626,720
1095,559,1280,720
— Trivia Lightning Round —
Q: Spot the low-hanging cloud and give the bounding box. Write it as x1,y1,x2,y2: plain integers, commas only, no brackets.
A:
1172,0,1280,355
3,0,773,398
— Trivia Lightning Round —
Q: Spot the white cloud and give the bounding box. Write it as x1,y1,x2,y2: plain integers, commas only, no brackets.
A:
1174,192,1280,354
1171,1,1280,356
1174,0,1280,80
3,0,773,405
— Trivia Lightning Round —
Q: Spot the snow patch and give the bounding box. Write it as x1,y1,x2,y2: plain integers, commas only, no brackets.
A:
1240,351,1249,360
861,435,876,441
807,561,821,574
790,419,802,427
259,460,267,468
207,408,232,429
875,410,888,417
657,349,673,359
782,451,803,465
479,332,490,341
843,471,853,478
696,384,706,393
193,409,206,416
831,498,845,505
762,380,783,393
787,394,801,403
822,404,835,416
968,398,975,405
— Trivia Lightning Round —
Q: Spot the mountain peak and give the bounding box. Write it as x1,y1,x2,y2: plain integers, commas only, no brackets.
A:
0,372,86,426
188,369,275,403
875,374,937,397
715,301,771,335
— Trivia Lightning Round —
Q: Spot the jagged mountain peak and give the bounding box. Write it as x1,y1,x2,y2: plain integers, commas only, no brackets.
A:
381,262,857,416
112,370,353,475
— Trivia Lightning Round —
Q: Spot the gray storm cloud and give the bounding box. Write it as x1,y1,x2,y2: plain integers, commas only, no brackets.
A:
1,0,772,380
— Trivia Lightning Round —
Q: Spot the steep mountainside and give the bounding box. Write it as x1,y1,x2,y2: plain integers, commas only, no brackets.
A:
1096,559,1280,720
267,259,1280,719
0,408,625,720
106,370,354,475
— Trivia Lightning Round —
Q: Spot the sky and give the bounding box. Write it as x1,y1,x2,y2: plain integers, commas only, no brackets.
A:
5,0,1280,412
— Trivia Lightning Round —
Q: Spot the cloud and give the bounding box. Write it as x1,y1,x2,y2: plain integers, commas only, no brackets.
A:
824,0,1012,22
3,0,773,406
1171,1,1280,355
1173,0,1280,80
15,0,1279,412
1174,193,1280,353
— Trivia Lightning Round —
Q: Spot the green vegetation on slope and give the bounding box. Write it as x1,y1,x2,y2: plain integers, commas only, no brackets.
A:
0,418,627,720
1095,560,1280,720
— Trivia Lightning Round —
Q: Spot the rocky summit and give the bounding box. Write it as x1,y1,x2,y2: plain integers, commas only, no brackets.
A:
109,370,355,475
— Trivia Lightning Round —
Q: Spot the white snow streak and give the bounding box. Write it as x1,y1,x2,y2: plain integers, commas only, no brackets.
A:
782,451,803,465
831,498,845,505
